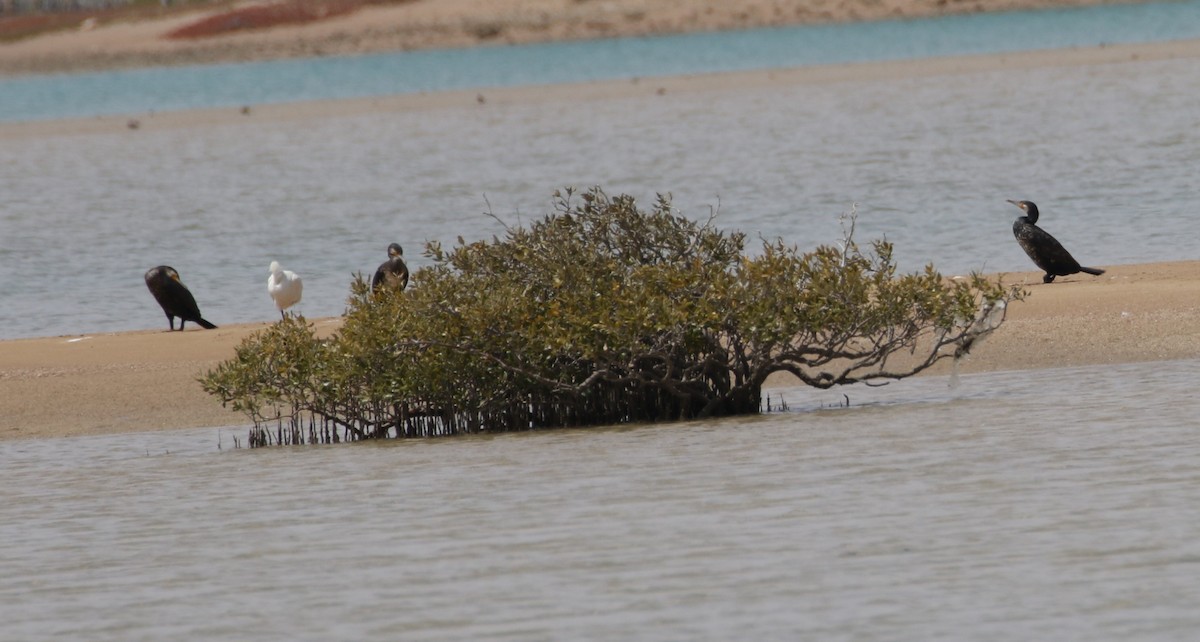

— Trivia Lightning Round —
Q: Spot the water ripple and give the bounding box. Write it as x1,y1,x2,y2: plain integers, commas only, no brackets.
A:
2,360,1199,639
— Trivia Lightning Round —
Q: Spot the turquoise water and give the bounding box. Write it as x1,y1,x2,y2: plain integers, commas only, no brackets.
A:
3,0,1200,121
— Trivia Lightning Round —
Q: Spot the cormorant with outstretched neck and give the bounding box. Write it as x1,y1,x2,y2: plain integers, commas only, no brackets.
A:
144,266,217,330
372,242,409,292
1007,200,1105,283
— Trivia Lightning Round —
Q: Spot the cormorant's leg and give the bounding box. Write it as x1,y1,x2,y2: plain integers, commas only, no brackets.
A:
167,314,176,331
1042,273,1056,284
180,319,187,331
280,310,287,320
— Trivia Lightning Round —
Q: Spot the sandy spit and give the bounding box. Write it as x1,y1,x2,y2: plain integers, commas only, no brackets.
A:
2,262,1198,440
4,37,1200,142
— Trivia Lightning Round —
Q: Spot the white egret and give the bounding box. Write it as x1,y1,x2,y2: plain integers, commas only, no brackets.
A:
267,260,303,319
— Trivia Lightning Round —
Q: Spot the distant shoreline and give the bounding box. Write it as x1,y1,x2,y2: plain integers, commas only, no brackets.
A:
0,0,1164,76
2,261,1198,441
4,36,1200,137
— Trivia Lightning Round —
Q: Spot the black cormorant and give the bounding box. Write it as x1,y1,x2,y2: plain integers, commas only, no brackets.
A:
1007,200,1105,284
144,266,217,330
372,243,409,292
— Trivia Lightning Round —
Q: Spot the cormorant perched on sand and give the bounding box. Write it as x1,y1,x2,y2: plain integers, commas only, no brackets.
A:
144,266,217,331
371,243,409,292
1007,200,1105,283
267,260,303,319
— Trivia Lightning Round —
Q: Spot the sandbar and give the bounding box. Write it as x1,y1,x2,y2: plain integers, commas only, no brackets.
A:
4,36,1200,142
3,261,1198,440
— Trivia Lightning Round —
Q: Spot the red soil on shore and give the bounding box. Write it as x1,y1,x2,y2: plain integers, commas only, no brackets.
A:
165,1,372,40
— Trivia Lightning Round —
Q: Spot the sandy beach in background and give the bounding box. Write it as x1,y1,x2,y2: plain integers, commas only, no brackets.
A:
4,35,1200,141
3,261,1198,440
0,0,1157,76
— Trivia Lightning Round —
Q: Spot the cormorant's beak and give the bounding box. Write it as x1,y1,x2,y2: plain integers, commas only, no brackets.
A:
1005,199,1018,206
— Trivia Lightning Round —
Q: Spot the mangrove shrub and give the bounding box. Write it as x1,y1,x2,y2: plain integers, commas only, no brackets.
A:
202,187,1020,445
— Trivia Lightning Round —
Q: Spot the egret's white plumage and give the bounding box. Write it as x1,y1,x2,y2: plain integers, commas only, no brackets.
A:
267,260,303,319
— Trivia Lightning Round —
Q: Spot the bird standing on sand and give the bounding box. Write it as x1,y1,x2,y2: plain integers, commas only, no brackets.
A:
372,242,410,292
268,260,303,319
1008,200,1105,283
144,266,217,331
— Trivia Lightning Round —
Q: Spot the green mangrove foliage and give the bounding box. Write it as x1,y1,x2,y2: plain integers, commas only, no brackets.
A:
202,187,1021,445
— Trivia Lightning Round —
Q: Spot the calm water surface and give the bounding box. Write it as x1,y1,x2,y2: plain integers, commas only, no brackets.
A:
3,6,1198,637
3,0,1200,121
2,53,1197,339
2,360,1199,639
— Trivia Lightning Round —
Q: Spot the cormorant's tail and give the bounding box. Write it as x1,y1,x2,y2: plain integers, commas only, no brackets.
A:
1080,267,1105,276
197,318,218,329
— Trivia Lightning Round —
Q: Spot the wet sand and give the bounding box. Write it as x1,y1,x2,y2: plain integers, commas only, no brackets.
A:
3,261,1198,440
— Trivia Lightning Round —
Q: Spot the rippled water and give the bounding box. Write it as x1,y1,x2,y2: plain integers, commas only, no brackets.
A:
3,359,1198,640
2,52,1198,339
4,8,1198,636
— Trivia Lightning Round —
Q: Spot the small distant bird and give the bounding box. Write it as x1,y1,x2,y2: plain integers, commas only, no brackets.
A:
371,243,409,292
267,260,303,319
144,266,217,331
1007,200,1105,284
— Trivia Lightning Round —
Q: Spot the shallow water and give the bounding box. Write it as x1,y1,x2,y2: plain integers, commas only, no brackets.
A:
3,6,1198,637
2,52,1198,339
2,359,1198,640
4,0,1200,122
